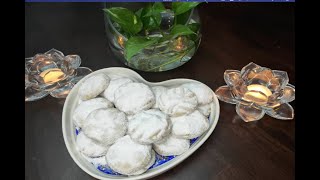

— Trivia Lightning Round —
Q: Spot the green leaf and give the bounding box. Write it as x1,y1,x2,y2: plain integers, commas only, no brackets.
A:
158,34,173,43
140,3,163,31
103,7,143,35
172,2,201,16
144,2,166,17
135,8,143,18
125,37,160,61
187,23,201,41
187,23,200,33
170,24,196,39
175,9,192,25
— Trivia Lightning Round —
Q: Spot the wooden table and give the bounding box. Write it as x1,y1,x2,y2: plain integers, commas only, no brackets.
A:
25,2,295,180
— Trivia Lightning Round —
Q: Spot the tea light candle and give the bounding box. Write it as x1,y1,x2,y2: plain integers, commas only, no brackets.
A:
243,84,272,105
215,62,295,122
39,68,65,84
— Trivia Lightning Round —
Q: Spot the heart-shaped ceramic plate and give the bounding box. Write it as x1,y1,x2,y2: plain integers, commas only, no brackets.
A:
62,67,220,180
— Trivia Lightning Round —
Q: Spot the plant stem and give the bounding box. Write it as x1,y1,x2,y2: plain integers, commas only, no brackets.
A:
150,16,165,37
146,42,196,71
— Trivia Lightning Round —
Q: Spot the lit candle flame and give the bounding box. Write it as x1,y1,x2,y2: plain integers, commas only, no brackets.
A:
243,84,272,105
175,37,184,51
117,36,125,48
39,68,65,84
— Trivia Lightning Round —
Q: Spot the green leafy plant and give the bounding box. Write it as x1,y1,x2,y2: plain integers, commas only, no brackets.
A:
103,2,202,62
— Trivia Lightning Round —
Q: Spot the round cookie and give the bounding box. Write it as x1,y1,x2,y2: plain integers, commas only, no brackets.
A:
158,87,198,117
106,135,153,175
82,108,127,145
129,150,156,176
198,103,211,117
76,132,109,158
151,86,168,109
114,82,155,115
73,98,113,128
78,73,110,100
153,135,190,156
180,82,213,105
128,109,171,144
100,77,133,102
171,110,209,139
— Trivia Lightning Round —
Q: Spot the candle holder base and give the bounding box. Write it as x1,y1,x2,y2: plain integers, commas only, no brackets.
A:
215,62,295,122
25,49,92,102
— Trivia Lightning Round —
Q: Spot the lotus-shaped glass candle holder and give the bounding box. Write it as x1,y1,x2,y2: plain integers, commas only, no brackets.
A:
215,62,295,122
25,49,92,102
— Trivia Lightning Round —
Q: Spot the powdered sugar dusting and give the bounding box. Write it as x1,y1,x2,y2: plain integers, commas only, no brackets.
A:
73,98,113,128
78,73,110,100
101,77,133,102
114,83,155,115
82,108,127,145
180,82,213,105
76,132,109,157
158,87,198,117
106,135,152,175
171,110,209,139
128,109,171,144
151,86,168,109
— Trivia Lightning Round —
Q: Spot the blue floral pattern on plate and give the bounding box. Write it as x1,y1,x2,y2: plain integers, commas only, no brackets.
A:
75,127,199,175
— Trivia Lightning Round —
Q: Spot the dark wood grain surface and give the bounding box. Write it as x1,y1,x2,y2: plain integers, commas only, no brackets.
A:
25,3,295,180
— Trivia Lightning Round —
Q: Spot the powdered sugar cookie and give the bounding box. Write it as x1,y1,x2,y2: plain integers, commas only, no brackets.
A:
129,150,156,176
158,87,198,117
128,109,171,144
114,83,155,115
180,82,213,105
171,110,209,139
106,135,153,175
82,108,127,145
153,135,190,156
151,86,168,109
78,73,110,100
76,132,109,158
100,77,133,102
198,103,211,117
73,97,113,128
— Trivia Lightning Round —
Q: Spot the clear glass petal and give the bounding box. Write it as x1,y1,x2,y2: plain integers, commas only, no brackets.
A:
25,86,49,102
272,70,289,89
50,82,74,98
280,84,295,103
34,81,60,92
45,48,65,62
25,74,32,87
236,102,265,122
224,70,241,87
259,68,274,80
25,58,35,75
215,85,238,104
70,67,93,84
268,77,281,93
32,54,52,63
64,55,81,69
231,79,247,99
264,90,283,109
240,62,263,81
247,74,269,87
45,48,64,57
34,59,58,73
266,103,294,120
